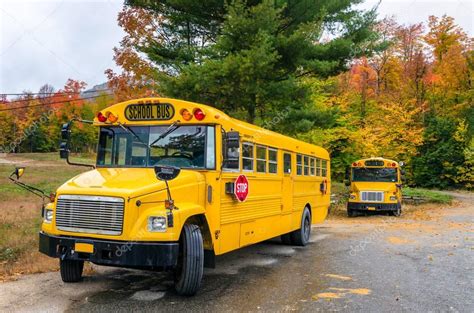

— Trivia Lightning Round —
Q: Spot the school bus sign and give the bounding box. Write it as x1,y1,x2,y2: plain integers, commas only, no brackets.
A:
234,174,249,202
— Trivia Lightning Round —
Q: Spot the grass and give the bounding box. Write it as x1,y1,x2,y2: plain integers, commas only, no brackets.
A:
0,153,92,280
403,187,453,204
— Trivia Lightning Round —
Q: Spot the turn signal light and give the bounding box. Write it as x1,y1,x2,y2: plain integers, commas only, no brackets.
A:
193,108,205,121
180,109,193,121
352,162,357,166
97,112,107,122
107,112,118,123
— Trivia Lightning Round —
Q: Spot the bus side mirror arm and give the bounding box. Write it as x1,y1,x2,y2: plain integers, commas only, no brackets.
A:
59,118,95,169
8,167,49,207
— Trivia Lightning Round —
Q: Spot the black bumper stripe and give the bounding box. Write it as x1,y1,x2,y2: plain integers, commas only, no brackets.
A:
39,232,179,269
347,202,401,211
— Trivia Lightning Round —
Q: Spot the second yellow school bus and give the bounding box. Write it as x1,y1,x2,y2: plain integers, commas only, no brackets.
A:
36,98,330,295
346,157,403,217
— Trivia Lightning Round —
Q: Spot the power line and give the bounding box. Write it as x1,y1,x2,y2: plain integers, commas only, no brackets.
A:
0,88,112,96
0,95,111,112
0,91,113,106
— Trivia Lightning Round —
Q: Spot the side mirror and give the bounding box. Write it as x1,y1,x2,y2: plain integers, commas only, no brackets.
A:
223,131,240,167
61,122,71,140
344,179,350,186
400,169,406,176
59,141,69,159
225,131,240,149
399,161,405,167
11,167,25,180
154,165,181,181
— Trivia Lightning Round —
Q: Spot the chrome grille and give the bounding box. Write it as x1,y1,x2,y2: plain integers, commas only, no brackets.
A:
360,191,384,202
56,195,125,235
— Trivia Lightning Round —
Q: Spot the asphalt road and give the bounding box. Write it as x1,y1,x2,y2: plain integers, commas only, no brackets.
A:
1,192,472,313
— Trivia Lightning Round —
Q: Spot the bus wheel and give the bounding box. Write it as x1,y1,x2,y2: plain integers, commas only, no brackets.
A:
290,207,311,246
174,224,204,296
392,206,402,217
60,259,84,282
347,209,356,217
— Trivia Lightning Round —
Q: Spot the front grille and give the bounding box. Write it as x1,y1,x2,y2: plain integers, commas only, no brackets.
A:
56,195,125,236
360,191,384,202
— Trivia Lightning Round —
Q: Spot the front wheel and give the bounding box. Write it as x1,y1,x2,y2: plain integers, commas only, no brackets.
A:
174,224,204,296
60,259,84,282
392,205,402,217
347,209,357,217
290,207,311,246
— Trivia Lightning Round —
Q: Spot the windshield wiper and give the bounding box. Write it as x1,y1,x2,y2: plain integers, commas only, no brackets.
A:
118,123,148,146
149,121,180,148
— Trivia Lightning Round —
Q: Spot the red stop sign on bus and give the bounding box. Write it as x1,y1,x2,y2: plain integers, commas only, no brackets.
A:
234,175,249,202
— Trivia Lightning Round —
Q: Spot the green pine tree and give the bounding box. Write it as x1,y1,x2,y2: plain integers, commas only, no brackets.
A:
126,0,379,128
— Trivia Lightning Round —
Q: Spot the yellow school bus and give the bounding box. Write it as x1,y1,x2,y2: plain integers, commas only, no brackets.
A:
346,157,403,217
14,98,330,295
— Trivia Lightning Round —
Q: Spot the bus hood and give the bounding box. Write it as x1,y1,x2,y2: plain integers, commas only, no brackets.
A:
56,168,205,199
351,182,397,193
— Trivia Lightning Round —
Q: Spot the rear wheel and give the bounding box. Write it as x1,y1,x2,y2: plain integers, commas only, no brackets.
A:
60,259,84,282
174,224,204,296
290,207,311,246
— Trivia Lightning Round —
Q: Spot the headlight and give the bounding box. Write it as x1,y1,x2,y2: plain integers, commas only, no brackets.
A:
148,216,167,232
44,209,53,223
390,196,397,201
349,194,356,200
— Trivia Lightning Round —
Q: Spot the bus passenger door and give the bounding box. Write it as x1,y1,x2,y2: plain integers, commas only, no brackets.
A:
282,152,293,215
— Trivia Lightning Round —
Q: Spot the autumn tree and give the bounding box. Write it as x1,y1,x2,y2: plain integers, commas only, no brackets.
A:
118,0,379,127
105,7,157,102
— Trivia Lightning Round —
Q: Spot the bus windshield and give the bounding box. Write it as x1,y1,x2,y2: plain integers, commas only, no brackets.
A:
352,167,397,182
97,125,215,169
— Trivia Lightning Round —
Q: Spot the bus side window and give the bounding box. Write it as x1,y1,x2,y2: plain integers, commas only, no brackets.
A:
268,148,277,173
316,158,321,176
296,154,302,175
283,153,291,174
322,160,328,177
242,142,254,171
310,158,315,176
304,156,309,175
256,145,267,173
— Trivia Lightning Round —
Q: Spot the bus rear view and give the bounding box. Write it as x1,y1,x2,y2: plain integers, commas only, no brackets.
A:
346,158,403,217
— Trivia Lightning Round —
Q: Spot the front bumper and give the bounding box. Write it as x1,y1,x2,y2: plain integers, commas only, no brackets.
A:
347,202,400,211
39,232,179,270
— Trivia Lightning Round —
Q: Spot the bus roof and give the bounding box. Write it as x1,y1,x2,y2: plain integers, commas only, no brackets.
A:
95,97,329,159
352,157,399,167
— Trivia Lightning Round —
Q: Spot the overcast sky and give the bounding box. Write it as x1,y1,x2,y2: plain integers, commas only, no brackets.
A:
0,0,473,95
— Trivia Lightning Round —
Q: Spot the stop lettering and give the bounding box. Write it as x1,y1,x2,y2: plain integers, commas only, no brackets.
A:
234,175,249,202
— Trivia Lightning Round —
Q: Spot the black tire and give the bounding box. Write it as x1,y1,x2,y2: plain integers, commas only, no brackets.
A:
281,233,292,245
347,209,357,217
174,224,204,296
392,205,402,217
60,259,84,282
290,207,311,246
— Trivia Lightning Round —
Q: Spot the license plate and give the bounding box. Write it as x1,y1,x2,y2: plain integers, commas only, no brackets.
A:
368,207,376,211
75,243,94,253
